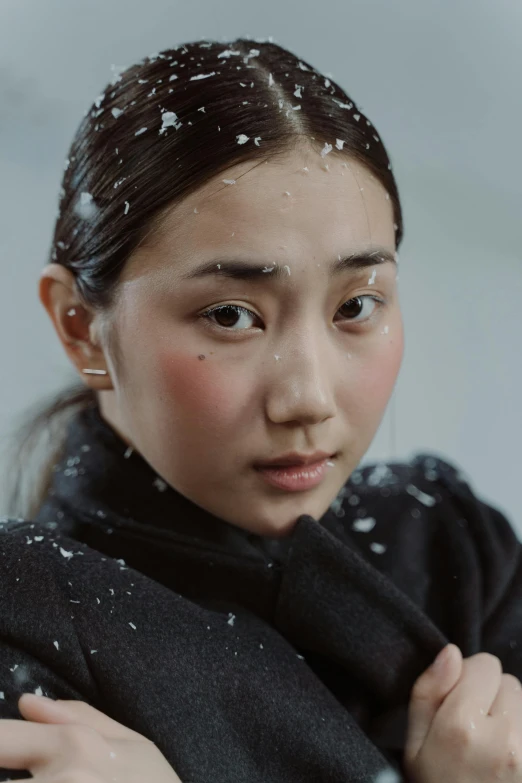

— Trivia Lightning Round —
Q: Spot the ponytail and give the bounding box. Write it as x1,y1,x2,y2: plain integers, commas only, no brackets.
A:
2,382,97,520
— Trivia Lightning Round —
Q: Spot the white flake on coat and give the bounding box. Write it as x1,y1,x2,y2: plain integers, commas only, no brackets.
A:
406,484,437,507
352,517,376,533
367,463,395,486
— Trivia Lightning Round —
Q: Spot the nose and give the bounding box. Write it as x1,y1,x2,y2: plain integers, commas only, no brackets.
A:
264,334,337,426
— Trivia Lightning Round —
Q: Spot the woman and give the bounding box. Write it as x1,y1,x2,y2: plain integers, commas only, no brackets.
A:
1,37,521,783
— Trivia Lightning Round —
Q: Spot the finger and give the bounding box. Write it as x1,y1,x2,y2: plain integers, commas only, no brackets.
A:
18,694,147,742
0,719,59,770
405,644,462,763
488,673,522,719
436,652,503,725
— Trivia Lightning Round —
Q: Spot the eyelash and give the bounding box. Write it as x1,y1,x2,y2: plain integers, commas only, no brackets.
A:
199,295,386,334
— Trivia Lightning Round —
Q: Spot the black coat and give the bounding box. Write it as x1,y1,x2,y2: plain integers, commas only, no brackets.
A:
0,402,520,782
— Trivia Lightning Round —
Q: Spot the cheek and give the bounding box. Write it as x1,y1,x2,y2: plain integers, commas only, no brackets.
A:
156,350,243,427
354,331,404,411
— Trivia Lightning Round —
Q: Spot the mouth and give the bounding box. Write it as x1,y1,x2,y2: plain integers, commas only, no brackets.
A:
254,453,337,492
254,451,337,469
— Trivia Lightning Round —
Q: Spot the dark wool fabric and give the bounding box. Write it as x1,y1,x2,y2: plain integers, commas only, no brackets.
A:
0,402,520,782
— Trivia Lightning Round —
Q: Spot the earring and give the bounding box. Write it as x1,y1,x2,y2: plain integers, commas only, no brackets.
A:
82,369,108,375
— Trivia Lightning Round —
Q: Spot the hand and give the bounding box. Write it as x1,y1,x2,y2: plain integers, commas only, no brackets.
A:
0,692,183,782
404,643,522,782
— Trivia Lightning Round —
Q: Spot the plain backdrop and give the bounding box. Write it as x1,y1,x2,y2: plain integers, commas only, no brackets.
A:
0,0,520,531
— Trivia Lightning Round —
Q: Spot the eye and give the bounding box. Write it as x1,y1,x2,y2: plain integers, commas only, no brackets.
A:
335,295,385,326
200,304,261,331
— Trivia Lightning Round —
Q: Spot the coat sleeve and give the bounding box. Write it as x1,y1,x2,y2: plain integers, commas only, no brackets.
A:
0,522,103,780
416,455,522,677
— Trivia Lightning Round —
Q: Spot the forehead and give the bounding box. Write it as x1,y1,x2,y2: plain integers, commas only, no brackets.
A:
127,150,395,279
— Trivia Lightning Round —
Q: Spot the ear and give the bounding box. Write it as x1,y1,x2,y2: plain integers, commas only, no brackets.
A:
17,695,147,742
38,263,113,388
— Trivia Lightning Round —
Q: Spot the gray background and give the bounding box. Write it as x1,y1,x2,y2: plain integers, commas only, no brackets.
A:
0,0,520,531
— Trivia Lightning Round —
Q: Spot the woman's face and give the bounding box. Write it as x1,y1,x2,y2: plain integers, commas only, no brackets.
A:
100,149,404,537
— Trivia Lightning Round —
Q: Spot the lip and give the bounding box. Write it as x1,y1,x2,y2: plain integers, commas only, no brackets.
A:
254,450,336,468
255,455,336,492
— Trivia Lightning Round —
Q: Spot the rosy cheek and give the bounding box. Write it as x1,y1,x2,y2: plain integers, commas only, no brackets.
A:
157,351,240,424
357,334,404,408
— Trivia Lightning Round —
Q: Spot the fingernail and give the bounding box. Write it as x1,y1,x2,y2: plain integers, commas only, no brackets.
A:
432,644,451,671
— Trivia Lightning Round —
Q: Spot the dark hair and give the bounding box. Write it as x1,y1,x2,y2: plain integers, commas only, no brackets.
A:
3,36,404,520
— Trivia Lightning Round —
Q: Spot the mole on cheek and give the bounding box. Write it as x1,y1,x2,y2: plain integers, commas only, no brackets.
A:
160,352,232,414
162,353,211,392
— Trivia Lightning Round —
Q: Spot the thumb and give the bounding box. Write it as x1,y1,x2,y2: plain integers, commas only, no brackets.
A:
404,643,463,765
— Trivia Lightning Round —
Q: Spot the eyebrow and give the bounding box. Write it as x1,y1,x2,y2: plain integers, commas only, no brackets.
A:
179,247,396,283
